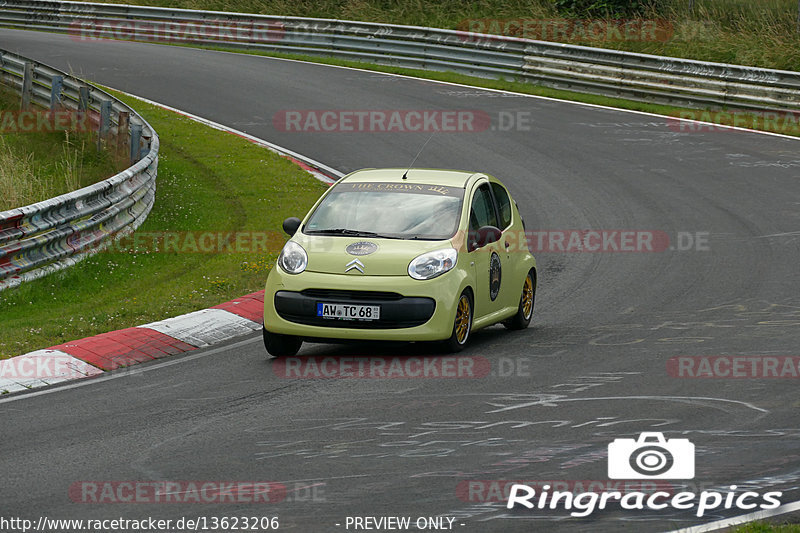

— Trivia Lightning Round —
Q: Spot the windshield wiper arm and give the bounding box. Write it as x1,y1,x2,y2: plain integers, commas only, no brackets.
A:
305,228,375,236
305,228,400,239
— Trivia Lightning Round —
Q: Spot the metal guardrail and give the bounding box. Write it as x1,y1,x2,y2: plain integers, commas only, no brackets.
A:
1,0,799,111
0,47,158,290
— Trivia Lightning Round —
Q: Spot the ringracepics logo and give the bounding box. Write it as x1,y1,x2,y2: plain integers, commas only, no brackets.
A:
608,432,693,479
506,432,783,517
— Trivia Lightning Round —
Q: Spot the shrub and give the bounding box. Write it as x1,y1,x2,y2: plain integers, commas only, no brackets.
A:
552,0,665,17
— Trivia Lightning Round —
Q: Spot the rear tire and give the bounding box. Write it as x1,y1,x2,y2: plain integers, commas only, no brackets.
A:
504,269,535,330
262,327,302,357
442,290,473,353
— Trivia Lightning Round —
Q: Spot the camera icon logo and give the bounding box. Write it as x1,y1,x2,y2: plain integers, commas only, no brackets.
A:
608,432,695,479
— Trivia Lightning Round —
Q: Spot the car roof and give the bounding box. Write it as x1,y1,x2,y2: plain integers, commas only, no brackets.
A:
341,168,484,188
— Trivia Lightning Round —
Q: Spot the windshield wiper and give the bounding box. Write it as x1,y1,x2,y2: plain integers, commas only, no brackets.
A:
304,228,400,239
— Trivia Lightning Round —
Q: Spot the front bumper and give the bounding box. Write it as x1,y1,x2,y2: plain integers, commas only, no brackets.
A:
275,289,435,329
264,269,468,342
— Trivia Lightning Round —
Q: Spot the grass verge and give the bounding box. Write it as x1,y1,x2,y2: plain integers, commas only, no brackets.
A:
0,87,126,211
733,522,800,532
0,89,328,358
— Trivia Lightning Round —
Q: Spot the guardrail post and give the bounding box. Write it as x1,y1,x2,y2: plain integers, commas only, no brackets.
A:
117,111,129,156
142,134,151,158
21,62,33,109
98,100,112,148
78,86,90,111
130,123,142,164
49,75,63,110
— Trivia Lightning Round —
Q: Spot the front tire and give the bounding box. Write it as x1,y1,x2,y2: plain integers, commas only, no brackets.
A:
442,290,473,353
504,269,535,330
262,327,302,357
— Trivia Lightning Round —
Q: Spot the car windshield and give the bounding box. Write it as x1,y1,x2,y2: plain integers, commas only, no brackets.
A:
303,182,464,240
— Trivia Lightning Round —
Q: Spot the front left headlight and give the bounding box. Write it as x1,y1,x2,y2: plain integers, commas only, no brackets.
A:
278,240,308,274
408,248,458,280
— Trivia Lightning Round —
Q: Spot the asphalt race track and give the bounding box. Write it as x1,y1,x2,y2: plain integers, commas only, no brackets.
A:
2,29,800,532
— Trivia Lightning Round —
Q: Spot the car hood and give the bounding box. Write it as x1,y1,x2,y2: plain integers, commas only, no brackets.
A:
292,234,456,276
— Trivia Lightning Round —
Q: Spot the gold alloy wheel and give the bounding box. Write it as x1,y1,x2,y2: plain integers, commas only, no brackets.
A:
522,274,534,319
455,295,471,344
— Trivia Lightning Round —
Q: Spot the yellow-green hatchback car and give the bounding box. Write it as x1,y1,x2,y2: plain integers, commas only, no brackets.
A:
262,168,536,357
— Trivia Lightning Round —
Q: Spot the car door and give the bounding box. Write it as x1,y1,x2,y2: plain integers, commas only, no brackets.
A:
467,182,504,320
489,181,518,310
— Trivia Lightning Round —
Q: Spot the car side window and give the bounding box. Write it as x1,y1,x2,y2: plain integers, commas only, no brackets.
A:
491,182,512,229
469,184,499,231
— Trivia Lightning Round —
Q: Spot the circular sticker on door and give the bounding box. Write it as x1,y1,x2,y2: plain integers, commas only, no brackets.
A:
489,252,502,301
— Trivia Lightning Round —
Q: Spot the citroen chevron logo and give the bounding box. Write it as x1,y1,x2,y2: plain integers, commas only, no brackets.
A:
345,258,365,273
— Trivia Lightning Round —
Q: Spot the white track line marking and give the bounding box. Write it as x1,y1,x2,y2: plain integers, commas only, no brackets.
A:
110,89,343,183
486,395,768,414
666,499,800,532
199,46,800,141
0,335,261,404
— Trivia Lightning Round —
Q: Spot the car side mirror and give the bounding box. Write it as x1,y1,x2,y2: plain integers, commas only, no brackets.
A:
282,217,302,236
468,225,502,251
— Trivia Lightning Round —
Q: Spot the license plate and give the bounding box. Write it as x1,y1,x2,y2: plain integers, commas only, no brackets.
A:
317,303,380,321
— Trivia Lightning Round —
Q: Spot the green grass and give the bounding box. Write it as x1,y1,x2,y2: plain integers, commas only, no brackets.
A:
75,0,800,71
733,522,800,532
0,89,328,358
0,88,125,211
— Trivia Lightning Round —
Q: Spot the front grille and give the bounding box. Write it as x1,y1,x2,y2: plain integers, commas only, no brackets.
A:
301,289,404,301
275,290,435,329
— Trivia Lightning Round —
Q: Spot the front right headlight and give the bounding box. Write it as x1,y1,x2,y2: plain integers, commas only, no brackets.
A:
408,248,458,280
277,240,308,274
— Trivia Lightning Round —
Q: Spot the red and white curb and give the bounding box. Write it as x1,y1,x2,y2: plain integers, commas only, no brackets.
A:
0,290,266,395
